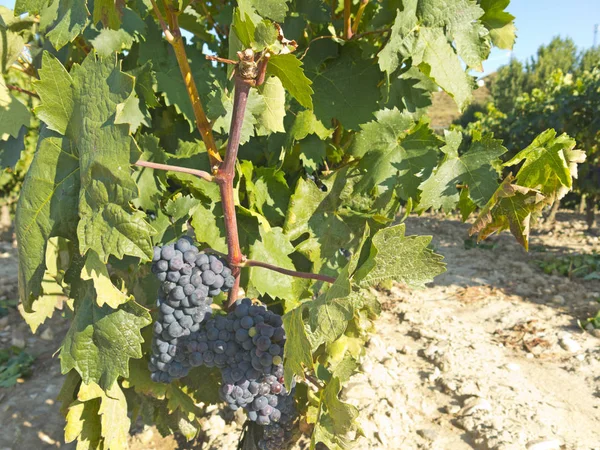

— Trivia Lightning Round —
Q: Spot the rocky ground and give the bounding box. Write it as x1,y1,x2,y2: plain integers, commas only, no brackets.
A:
0,211,599,450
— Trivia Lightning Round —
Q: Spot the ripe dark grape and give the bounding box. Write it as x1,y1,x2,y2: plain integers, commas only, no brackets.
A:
257,390,299,450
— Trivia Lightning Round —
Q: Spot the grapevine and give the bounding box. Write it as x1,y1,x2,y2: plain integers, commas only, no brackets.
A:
0,0,586,449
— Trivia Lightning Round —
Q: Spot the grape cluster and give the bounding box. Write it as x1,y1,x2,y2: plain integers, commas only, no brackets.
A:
183,298,289,425
258,390,299,450
148,236,234,382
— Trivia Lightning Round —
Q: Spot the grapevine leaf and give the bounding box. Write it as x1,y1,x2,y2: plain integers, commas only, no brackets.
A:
311,377,359,450
418,130,506,211
458,186,477,221
0,18,25,74
60,282,152,390
256,76,286,135
132,134,168,211
232,8,257,46
190,203,227,253
480,0,516,49
81,250,130,309
308,44,381,129
77,382,130,450
16,131,80,312
383,67,436,115
0,127,26,168
34,52,74,135
238,0,290,22
289,109,332,141
125,357,169,397
115,93,147,134
241,161,290,225
166,384,203,416
69,53,155,262
15,0,48,14
469,175,546,250
45,0,90,50
299,135,327,174
91,29,135,57
92,0,121,29
248,227,296,301
57,370,81,416
282,305,313,390
284,168,361,276
212,87,265,144
378,0,480,108
354,223,446,288
308,266,352,347
253,19,278,51
350,108,440,198
504,129,582,201
267,53,313,109
180,366,223,405
0,83,31,140
416,27,474,109
64,398,102,448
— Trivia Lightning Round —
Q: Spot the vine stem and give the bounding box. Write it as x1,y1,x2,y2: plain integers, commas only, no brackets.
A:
134,160,214,182
352,0,368,35
216,74,251,310
6,84,39,98
343,0,353,39
242,260,336,284
151,0,222,168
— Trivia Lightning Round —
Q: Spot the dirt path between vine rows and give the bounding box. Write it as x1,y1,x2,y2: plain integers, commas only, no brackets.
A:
0,211,599,450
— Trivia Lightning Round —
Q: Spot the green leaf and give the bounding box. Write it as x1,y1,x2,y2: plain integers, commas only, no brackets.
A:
190,203,227,253
416,27,474,109
115,93,147,134
69,53,154,262
16,130,80,312
0,83,31,140
312,377,359,450
504,129,582,201
480,0,516,50
256,76,286,135
307,266,352,347
91,29,135,57
282,305,313,390
378,0,481,108
299,135,327,174
212,87,266,144
350,108,441,198
458,186,477,221
15,0,49,15
81,250,130,309
248,226,297,301
354,223,446,288
418,130,506,211
383,66,436,115
284,170,356,276
267,53,314,109
60,284,152,390
242,161,290,225
0,18,25,74
239,0,290,22
0,127,26,168
289,109,332,141
18,238,64,333
253,19,278,51
469,175,546,250
45,0,90,50
92,0,121,29
34,52,74,135
308,44,382,130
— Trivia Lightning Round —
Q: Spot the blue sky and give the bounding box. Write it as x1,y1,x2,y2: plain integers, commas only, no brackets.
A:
1,0,598,75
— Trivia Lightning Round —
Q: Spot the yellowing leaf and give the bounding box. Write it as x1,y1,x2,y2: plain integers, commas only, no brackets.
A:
81,250,130,309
